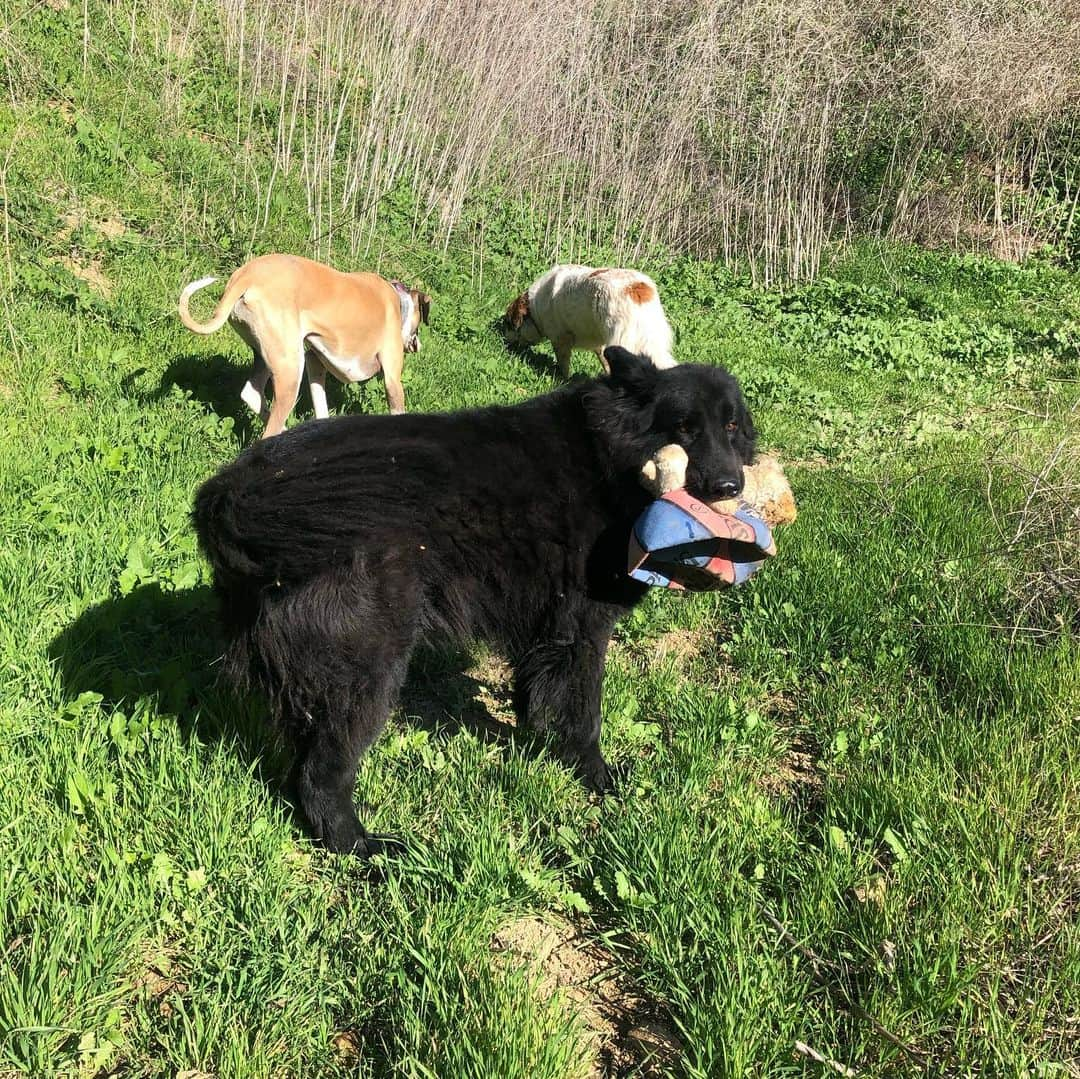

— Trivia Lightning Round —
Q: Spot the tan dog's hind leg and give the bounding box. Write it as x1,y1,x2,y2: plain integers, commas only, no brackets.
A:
240,358,271,423
595,348,610,374
262,343,304,438
233,319,272,422
384,374,405,415
305,353,330,420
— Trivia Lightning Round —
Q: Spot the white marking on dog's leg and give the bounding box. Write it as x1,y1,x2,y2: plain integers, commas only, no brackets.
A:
241,352,272,420
241,379,264,416
305,353,330,420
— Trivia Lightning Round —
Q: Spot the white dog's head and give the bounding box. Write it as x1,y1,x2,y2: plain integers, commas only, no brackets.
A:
502,291,542,348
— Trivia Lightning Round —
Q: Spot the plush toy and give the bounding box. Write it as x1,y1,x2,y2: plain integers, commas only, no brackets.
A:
639,444,692,500
630,446,796,591
640,445,797,527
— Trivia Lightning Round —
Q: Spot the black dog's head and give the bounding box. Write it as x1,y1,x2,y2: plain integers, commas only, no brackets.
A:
585,346,756,501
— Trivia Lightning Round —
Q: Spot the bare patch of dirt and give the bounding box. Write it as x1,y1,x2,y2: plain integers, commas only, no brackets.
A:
649,627,707,665
96,214,126,241
330,1029,363,1062
57,254,111,296
853,874,888,908
56,210,81,243
54,200,126,245
400,649,517,744
612,626,712,680
492,915,682,1078
465,652,517,724
46,97,75,122
132,947,187,1019
757,731,823,800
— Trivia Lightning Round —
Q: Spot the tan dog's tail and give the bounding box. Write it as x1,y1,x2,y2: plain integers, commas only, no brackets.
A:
178,274,242,334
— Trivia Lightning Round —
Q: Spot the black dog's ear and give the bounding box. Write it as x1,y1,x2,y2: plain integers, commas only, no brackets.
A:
733,393,757,465
418,292,432,325
605,347,657,396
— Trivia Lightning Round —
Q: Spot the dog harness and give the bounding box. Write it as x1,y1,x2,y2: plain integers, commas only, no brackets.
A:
391,280,415,341
628,488,776,590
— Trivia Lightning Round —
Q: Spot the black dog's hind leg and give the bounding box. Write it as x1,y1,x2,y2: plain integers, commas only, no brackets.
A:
512,604,620,792
289,656,409,858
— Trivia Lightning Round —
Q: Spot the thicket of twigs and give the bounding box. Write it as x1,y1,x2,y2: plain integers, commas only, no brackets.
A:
989,403,1080,635
167,0,1080,279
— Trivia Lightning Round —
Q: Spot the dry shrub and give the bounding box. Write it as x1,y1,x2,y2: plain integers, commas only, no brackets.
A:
26,0,1080,278
988,399,1080,635
865,0,1080,258
206,0,871,277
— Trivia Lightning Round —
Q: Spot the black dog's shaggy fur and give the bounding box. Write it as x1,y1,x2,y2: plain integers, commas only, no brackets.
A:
194,348,755,856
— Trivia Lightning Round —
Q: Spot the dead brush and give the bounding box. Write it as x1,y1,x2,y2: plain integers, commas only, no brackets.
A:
987,399,1080,636
107,0,1064,279
35,0,1080,279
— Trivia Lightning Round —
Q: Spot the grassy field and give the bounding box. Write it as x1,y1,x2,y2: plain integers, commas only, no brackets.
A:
2,4,1080,1077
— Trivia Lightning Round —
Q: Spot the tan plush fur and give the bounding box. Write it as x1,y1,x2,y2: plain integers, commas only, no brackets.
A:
640,444,797,528
179,253,430,436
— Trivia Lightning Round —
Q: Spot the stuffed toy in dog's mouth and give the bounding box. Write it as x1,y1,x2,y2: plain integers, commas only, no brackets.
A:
628,488,776,591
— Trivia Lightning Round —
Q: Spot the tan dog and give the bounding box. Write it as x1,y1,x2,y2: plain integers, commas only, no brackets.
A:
178,253,431,437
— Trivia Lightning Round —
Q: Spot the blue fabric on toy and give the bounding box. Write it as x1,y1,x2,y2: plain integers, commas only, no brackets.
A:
628,488,776,591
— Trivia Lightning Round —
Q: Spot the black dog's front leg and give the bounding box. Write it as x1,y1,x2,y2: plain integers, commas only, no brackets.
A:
513,605,620,792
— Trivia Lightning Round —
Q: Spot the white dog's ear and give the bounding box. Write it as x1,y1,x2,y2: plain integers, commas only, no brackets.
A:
605,346,656,395
504,292,528,329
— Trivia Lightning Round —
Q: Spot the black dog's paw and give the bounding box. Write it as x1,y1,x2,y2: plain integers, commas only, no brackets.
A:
574,751,616,795
355,832,407,860
344,833,407,881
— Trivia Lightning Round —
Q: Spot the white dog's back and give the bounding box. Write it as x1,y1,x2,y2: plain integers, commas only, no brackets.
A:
530,265,676,368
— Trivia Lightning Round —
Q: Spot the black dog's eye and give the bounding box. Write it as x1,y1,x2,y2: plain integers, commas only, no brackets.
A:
725,421,738,432
674,421,697,440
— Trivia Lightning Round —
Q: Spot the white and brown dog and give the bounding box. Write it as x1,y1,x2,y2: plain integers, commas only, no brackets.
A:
503,265,677,376
179,253,431,437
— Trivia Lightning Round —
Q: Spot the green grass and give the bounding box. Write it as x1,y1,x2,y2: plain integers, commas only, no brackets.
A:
2,4,1080,1076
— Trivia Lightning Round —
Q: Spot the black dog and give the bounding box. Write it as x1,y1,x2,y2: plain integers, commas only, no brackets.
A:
193,347,756,856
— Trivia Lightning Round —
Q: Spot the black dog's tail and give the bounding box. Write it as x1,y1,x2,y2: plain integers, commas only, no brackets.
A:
192,428,428,592
192,470,270,695
193,471,273,589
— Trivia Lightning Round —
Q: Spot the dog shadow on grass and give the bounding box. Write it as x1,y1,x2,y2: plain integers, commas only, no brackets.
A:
486,317,563,381
126,353,257,441
148,352,377,441
48,583,520,819
48,582,265,761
